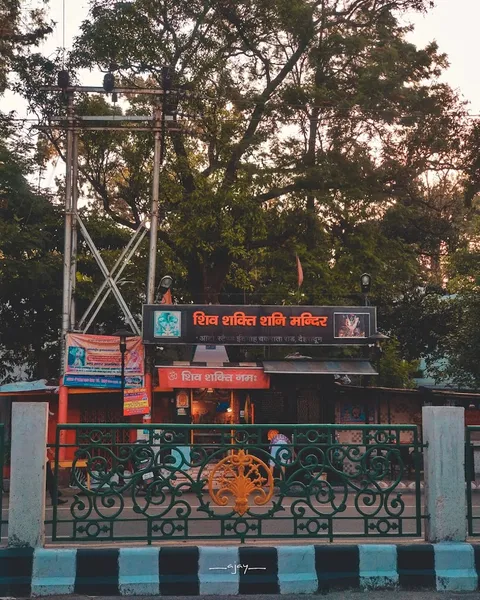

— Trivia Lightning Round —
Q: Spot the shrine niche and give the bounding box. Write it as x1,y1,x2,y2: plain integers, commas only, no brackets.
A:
192,388,233,425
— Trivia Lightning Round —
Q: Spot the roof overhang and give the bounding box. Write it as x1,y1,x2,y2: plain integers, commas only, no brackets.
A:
262,360,378,376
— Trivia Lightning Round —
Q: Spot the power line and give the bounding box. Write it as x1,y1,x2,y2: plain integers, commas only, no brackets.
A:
6,111,480,126
62,0,66,68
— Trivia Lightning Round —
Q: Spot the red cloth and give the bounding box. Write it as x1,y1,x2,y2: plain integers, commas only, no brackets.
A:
296,255,304,288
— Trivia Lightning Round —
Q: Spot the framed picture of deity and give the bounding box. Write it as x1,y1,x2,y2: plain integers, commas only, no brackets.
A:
334,312,370,339
176,390,190,408
340,402,366,424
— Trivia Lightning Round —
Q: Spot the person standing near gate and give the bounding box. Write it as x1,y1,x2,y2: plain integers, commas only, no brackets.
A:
268,429,294,478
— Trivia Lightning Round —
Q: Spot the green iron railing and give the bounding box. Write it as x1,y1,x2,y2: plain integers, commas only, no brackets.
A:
0,427,6,543
466,426,480,536
50,423,424,544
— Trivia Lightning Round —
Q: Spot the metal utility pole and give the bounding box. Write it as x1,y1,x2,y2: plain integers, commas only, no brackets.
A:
38,83,181,340
144,103,165,424
69,131,79,331
39,76,185,437
147,66,173,304
60,91,74,374
146,104,162,305
144,66,174,423
58,91,74,459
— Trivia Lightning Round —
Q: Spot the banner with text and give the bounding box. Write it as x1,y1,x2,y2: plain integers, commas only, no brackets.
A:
143,305,376,346
124,388,150,416
64,333,144,388
158,367,270,389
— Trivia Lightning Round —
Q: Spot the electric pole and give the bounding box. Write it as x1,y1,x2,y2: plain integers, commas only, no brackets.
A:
38,67,185,442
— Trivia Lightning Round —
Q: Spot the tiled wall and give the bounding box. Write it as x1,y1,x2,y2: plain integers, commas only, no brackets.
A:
335,394,422,475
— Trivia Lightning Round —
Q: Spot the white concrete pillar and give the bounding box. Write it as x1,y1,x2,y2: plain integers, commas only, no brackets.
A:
422,406,466,543
8,402,48,547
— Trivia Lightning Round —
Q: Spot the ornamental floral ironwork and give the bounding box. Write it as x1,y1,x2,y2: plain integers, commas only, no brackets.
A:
208,450,273,515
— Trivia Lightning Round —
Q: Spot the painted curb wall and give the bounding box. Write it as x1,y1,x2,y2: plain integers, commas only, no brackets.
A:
0,544,478,596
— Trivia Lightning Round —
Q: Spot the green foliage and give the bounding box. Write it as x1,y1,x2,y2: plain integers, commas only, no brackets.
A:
17,0,463,305
375,338,419,389
423,294,478,389
0,0,52,94
6,0,480,384
0,132,63,381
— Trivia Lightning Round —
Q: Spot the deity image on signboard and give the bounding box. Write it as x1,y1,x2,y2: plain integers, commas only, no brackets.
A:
67,346,86,368
176,390,190,408
127,349,142,370
334,313,369,338
341,403,366,423
154,311,182,338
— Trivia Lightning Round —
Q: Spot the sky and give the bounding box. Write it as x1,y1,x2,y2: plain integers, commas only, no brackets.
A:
403,0,480,112
2,0,479,116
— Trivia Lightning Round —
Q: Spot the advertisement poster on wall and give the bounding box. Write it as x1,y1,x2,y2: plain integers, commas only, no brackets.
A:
64,333,144,388
340,402,366,423
123,388,150,416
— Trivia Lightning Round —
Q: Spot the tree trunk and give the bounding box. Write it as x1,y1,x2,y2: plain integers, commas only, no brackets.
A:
33,344,49,380
430,250,443,286
188,250,232,304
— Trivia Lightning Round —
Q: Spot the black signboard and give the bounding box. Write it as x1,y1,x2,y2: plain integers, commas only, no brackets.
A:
142,305,377,346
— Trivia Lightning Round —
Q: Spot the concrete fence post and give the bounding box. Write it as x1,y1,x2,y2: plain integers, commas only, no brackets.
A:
422,406,466,543
8,402,48,547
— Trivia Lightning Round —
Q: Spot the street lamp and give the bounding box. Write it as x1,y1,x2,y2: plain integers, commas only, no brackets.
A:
154,275,173,303
360,273,371,306
113,328,135,402
368,331,389,347
368,331,389,359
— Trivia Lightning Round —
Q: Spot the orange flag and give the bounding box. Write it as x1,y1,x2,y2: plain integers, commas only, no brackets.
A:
296,254,304,288
161,289,173,305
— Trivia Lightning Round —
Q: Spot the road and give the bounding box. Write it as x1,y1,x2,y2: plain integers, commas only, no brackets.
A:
1,490,426,543
2,490,480,544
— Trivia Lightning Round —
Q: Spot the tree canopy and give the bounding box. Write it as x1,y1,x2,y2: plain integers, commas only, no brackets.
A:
20,0,464,305
0,0,52,94
5,0,480,386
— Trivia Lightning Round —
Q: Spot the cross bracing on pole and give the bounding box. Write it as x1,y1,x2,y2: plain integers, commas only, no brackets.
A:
75,214,141,335
78,220,148,334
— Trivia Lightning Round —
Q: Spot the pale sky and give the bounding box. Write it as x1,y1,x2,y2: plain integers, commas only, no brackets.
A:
2,0,479,115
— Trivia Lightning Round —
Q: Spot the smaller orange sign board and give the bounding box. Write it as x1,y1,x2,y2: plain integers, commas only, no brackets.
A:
158,367,270,389
124,388,150,416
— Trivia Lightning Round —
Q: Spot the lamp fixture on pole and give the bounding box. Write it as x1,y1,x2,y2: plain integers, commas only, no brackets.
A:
368,331,389,353
113,328,135,403
360,273,371,306
155,275,173,303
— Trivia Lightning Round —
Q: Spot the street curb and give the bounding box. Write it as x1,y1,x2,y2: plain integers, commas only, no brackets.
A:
0,543,475,596
435,543,478,591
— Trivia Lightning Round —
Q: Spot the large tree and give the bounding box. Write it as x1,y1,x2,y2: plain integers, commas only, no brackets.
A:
17,0,464,305
0,121,63,381
0,0,52,94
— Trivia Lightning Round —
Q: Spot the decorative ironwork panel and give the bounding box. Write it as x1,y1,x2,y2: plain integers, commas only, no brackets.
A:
0,426,5,542
50,423,424,543
466,426,480,536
